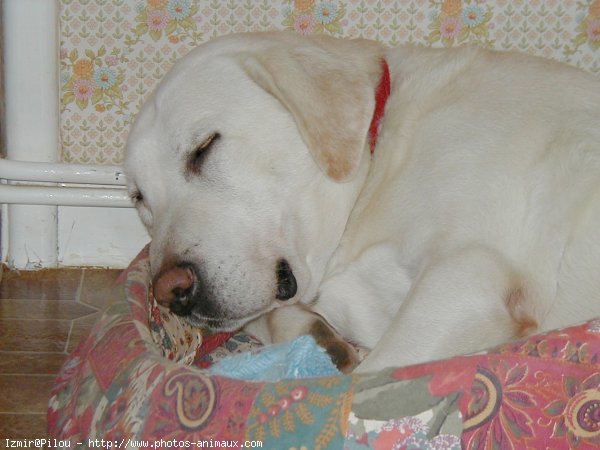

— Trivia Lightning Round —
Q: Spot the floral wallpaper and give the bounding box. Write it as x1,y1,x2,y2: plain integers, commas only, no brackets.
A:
59,0,600,165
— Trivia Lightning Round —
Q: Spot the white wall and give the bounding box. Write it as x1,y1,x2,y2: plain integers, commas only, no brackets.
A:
58,207,148,267
1,0,148,268
3,0,60,268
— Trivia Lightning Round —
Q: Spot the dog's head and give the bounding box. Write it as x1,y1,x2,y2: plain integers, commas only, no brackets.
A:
124,32,383,331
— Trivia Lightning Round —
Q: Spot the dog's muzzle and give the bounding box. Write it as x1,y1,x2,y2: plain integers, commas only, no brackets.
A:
151,258,297,319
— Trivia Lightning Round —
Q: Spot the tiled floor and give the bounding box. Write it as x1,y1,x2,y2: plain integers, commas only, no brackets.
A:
0,267,121,440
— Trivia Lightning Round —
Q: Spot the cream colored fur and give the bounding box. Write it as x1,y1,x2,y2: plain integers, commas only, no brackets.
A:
125,32,600,372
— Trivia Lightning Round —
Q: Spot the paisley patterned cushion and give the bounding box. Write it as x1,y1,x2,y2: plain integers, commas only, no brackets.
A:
48,246,600,448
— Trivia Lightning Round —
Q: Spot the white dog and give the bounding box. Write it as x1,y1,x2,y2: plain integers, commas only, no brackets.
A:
125,32,600,373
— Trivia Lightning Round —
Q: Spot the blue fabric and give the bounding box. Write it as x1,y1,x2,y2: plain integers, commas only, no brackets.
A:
208,335,340,381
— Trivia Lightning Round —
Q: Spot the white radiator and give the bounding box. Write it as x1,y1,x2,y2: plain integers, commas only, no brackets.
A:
0,159,131,207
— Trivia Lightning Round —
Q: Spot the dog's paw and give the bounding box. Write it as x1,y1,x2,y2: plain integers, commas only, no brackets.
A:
309,320,360,373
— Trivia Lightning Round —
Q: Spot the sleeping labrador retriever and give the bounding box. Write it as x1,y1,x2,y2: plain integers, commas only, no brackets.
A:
124,32,600,373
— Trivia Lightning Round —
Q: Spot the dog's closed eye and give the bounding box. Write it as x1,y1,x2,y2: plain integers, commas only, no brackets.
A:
186,132,220,176
130,190,144,205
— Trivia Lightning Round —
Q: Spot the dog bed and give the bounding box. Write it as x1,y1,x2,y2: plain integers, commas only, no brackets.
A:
48,247,600,449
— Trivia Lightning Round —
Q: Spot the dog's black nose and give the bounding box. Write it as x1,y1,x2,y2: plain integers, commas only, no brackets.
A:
169,291,195,316
276,259,297,300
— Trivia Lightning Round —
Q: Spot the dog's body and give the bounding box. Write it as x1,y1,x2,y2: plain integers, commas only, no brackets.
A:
125,32,600,372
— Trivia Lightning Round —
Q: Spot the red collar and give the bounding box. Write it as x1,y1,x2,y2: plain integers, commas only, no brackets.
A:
368,59,391,154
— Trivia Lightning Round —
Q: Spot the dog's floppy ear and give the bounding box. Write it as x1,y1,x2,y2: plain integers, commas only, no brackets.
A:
241,37,382,182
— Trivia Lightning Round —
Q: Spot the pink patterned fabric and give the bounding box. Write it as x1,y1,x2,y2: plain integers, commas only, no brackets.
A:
346,320,600,449
48,247,600,449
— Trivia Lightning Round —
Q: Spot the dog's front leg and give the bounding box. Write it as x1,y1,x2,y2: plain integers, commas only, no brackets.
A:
244,304,360,373
356,245,537,373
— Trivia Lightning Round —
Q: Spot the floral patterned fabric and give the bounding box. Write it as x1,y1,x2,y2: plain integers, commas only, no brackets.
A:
59,0,600,165
346,333,600,449
48,247,600,448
